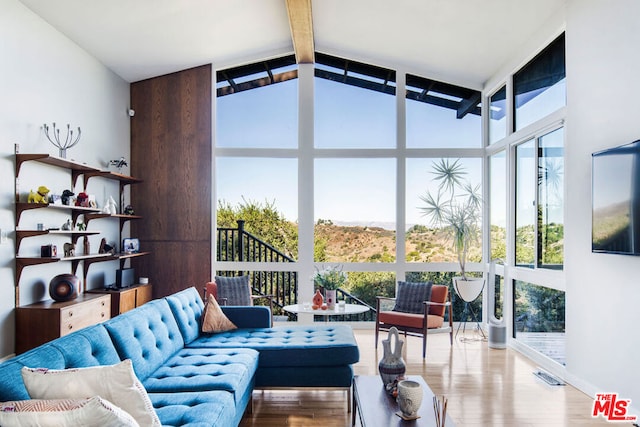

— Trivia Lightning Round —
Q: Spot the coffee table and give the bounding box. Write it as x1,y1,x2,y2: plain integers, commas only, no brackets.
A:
283,303,369,318
352,375,455,427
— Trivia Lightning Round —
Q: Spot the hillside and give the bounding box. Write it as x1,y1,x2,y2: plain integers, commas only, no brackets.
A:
314,223,482,263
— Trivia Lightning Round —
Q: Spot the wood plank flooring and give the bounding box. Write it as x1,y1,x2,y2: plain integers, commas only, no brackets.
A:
240,329,626,426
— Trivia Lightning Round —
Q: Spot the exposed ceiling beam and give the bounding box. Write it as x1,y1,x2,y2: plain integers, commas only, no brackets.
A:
285,0,315,63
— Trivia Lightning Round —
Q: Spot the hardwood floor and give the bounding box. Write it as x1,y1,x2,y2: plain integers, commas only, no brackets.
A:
240,328,624,426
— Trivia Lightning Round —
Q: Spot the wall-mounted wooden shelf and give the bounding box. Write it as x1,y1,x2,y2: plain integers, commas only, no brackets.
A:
15,202,101,224
16,229,100,252
14,148,149,308
15,154,100,188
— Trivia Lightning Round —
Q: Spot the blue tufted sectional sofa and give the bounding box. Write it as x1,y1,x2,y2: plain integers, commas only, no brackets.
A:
0,287,360,426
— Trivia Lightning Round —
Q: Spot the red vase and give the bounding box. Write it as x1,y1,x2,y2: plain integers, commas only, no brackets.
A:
312,289,324,308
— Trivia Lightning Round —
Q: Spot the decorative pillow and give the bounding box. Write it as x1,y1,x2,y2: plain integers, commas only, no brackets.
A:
214,275,252,306
0,396,139,426
201,293,238,333
392,281,433,314
21,359,159,427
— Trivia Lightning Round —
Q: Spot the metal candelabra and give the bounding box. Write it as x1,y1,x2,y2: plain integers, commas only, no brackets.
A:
43,122,81,159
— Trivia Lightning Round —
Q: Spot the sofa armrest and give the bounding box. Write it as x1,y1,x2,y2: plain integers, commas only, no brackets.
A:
221,306,271,328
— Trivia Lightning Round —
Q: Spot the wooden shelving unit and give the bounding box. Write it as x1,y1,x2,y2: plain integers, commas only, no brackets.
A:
14,147,148,307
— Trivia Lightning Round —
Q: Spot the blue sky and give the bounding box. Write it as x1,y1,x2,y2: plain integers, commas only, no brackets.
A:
215,76,483,228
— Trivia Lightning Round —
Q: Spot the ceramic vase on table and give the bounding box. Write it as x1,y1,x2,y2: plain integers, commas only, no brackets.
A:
378,327,406,389
397,379,423,419
312,289,324,308
324,289,337,309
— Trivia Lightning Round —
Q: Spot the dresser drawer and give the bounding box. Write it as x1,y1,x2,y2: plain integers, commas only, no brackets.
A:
60,296,110,336
16,294,112,353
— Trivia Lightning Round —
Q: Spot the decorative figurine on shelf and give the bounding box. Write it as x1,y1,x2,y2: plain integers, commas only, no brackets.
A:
27,186,50,203
61,219,72,231
102,196,117,215
49,273,79,302
109,157,128,172
43,122,81,159
63,242,75,257
75,191,89,207
83,236,90,255
61,189,74,205
123,204,134,215
77,222,86,231
98,238,116,255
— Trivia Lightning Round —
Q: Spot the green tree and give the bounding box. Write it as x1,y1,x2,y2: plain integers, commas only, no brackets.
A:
346,272,396,308
217,199,328,261
217,198,298,259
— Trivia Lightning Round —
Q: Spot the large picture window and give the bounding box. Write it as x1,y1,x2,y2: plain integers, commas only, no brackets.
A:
315,54,396,149
406,158,483,264
406,75,481,148
490,150,506,262
513,33,566,131
216,56,298,149
215,55,483,323
514,128,564,269
489,85,507,144
314,158,396,262
514,280,565,365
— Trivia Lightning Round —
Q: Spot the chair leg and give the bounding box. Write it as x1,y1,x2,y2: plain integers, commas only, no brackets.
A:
374,322,379,349
422,333,427,359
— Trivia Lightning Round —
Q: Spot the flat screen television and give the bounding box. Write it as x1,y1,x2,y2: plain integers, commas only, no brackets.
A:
592,140,640,255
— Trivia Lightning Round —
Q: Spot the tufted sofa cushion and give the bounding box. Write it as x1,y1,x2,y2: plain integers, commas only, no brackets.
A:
164,287,205,345
104,299,185,381
142,348,258,405
187,325,359,368
51,324,122,367
165,287,271,341
149,390,236,427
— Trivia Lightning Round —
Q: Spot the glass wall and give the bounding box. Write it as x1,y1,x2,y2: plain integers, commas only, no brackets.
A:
489,151,506,262
217,59,298,149
514,280,565,365
515,139,536,267
514,129,564,269
406,158,483,264
406,75,481,148
538,128,564,268
513,33,566,131
215,53,483,322
489,85,507,144
314,158,396,262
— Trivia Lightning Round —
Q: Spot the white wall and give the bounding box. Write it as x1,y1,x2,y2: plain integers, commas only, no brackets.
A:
564,0,640,406
0,0,130,357
483,0,640,412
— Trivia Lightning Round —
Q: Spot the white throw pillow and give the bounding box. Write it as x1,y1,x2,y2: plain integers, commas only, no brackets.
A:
0,396,139,427
21,359,160,427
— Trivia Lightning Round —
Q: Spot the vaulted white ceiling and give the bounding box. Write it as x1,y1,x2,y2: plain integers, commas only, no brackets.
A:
18,0,565,87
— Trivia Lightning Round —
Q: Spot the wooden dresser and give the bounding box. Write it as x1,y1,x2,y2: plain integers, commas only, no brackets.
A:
88,283,152,318
15,293,111,354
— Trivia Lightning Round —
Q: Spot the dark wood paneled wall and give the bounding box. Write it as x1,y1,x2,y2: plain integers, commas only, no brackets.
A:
129,64,212,298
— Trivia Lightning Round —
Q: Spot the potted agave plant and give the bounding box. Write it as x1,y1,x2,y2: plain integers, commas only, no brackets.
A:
313,265,347,310
419,159,484,302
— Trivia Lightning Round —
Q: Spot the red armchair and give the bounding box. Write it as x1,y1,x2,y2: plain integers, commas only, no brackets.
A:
375,284,453,359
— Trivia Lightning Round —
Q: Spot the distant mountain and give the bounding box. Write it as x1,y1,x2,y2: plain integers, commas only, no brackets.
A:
315,222,481,263
331,220,418,231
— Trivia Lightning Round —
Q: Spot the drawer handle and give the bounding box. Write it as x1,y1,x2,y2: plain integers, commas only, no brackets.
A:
68,311,73,317
68,325,73,330
101,312,106,318
101,301,106,306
